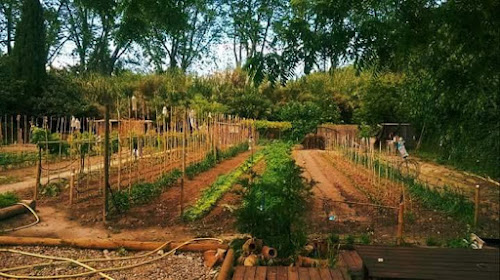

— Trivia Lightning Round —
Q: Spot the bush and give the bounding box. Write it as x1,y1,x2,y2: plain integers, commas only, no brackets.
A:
0,192,19,208
31,127,69,155
236,142,312,258
111,190,131,212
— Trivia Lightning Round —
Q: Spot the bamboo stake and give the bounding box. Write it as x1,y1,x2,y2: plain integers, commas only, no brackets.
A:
180,108,187,216
474,185,480,227
69,167,75,205
397,200,404,245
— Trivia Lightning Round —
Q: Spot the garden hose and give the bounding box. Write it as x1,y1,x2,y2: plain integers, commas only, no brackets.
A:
0,237,223,279
1,202,40,233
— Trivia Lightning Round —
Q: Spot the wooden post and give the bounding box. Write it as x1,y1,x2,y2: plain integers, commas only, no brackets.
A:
34,147,42,201
474,185,480,227
180,108,187,217
103,104,110,222
69,167,75,205
397,200,404,245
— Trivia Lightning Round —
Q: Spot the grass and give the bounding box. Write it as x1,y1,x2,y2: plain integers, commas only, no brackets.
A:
0,192,19,208
0,175,20,185
182,151,264,221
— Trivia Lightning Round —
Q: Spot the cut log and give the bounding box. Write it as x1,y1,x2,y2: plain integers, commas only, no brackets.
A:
217,249,234,280
0,236,228,252
0,200,36,220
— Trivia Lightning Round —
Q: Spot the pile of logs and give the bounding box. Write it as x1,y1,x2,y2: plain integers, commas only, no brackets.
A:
237,238,277,266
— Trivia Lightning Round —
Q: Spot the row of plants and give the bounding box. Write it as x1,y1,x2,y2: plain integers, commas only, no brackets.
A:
111,142,249,213
185,142,249,179
0,192,19,208
342,149,474,224
111,169,182,212
0,151,38,170
182,151,264,221
236,142,312,259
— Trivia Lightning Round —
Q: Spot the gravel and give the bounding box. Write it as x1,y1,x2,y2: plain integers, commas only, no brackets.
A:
0,245,217,279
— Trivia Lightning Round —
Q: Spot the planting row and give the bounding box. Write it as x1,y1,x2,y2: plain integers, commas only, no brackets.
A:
236,142,312,260
109,143,250,213
183,150,264,221
342,149,474,224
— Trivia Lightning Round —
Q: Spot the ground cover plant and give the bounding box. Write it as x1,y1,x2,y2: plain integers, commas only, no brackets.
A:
183,150,264,221
0,151,38,170
0,192,19,208
236,142,312,259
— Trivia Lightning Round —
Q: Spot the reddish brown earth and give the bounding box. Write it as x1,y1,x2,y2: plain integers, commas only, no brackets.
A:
2,151,253,242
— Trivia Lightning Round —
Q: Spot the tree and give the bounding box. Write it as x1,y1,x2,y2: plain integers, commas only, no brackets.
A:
11,0,47,102
136,0,222,72
0,0,21,55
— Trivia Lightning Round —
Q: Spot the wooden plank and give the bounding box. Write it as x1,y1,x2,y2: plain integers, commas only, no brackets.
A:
266,266,278,280
287,267,298,280
233,266,246,280
319,268,333,280
278,267,289,280
329,269,344,280
256,267,267,280
298,267,310,280
244,266,257,280
308,268,322,280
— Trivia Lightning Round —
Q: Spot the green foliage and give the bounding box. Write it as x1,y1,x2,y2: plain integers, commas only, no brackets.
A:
41,181,63,197
360,234,371,245
345,235,355,249
0,192,19,208
111,190,131,213
0,152,37,170
111,168,182,212
30,127,69,155
183,152,264,221
185,153,217,180
446,238,469,249
426,237,441,247
236,142,312,258
11,0,46,93
346,152,474,224
216,143,249,162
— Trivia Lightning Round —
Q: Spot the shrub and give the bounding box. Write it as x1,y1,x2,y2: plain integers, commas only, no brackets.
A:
31,127,69,155
236,142,312,258
111,190,131,213
129,182,158,205
0,192,19,208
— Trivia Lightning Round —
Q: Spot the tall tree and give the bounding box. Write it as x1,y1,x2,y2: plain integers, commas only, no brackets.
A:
135,0,222,72
12,0,47,95
0,0,21,55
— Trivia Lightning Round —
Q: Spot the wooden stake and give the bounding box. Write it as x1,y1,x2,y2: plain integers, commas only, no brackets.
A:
397,200,404,245
181,108,187,217
34,147,42,201
69,167,75,205
474,185,480,227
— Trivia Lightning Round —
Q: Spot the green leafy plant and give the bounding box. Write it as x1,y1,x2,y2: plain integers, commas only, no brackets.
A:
426,237,442,247
31,127,69,155
111,190,131,212
360,234,371,245
40,181,63,197
183,152,263,221
0,192,19,208
236,142,312,258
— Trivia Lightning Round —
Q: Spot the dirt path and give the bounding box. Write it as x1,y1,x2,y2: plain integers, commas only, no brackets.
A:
293,150,370,230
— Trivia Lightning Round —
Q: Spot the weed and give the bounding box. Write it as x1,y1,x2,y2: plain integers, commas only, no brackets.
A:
426,237,442,247
117,247,128,256
345,235,355,249
360,234,371,245
111,190,131,212
0,192,19,208
40,181,64,197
